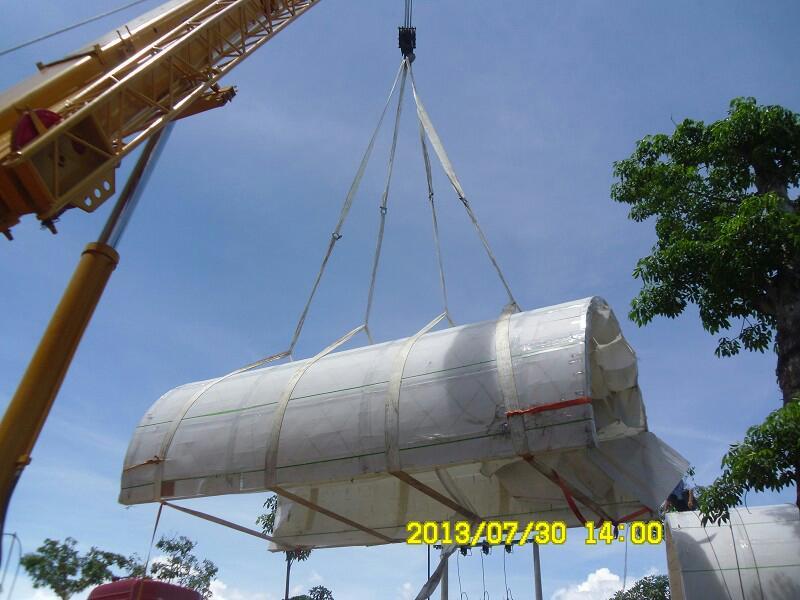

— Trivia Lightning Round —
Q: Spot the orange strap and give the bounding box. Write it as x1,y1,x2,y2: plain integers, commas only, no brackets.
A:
505,396,591,418
551,470,587,524
614,506,652,525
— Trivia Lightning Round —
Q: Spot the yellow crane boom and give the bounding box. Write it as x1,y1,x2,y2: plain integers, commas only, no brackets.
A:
0,0,319,238
0,0,320,544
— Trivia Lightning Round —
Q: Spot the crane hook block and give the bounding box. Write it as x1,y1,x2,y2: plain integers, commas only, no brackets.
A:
398,26,416,62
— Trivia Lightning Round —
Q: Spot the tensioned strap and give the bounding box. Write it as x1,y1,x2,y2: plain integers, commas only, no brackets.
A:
414,544,459,600
264,325,365,487
290,59,406,352
271,485,396,544
391,471,481,522
385,312,446,472
364,60,409,341
418,117,454,325
161,501,296,550
522,456,614,523
495,304,528,456
154,349,290,497
408,62,518,309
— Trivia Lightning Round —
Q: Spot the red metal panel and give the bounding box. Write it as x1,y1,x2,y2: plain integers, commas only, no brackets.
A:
88,578,201,600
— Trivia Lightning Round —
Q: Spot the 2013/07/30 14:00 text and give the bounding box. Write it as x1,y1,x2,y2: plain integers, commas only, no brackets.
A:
405,520,664,546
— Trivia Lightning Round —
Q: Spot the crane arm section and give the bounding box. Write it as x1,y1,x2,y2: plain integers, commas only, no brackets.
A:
0,0,319,237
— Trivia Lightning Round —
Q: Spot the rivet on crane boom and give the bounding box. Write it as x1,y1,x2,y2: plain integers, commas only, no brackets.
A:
0,0,321,552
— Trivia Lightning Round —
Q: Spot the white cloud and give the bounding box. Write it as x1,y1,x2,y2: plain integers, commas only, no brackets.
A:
210,578,274,600
398,581,415,600
551,567,623,600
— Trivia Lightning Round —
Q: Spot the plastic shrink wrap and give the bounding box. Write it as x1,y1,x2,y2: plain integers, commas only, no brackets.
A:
121,297,688,548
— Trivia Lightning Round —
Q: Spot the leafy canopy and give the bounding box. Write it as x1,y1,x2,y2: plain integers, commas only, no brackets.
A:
611,97,800,357
609,574,670,600
20,537,136,600
149,535,218,599
257,495,311,563
697,398,800,524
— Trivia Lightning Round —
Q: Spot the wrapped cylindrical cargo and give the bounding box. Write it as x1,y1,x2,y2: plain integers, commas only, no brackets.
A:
120,297,686,548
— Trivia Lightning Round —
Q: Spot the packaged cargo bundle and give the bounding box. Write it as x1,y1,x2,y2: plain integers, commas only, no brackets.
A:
121,297,687,548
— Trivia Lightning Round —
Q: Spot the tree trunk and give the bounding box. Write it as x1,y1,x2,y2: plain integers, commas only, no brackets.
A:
284,555,292,600
775,288,800,508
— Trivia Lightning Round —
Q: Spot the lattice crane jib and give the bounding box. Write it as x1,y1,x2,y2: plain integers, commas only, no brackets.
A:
0,0,320,239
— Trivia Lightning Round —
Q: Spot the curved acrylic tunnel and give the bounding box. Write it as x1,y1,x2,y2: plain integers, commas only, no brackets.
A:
120,297,687,548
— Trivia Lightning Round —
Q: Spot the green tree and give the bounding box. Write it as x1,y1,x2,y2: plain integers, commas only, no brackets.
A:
308,585,334,600
257,495,312,600
288,584,334,600
609,574,670,600
20,537,135,600
611,97,800,520
149,535,218,599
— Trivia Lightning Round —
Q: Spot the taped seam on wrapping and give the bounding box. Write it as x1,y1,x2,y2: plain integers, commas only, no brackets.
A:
495,305,528,456
506,397,592,418
154,349,290,498
385,312,447,472
264,325,364,488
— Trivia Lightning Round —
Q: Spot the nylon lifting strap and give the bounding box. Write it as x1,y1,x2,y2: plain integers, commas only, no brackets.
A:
290,59,406,353
495,303,528,456
161,501,297,550
384,312,482,522
418,112,454,325
408,62,518,310
151,349,290,495
364,60,409,341
264,324,365,488
150,60,407,493
384,312,445,471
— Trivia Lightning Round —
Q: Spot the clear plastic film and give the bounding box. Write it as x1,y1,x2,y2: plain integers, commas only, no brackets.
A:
120,297,687,548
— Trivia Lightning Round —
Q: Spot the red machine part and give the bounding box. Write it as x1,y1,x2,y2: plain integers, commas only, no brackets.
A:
10,109,62,152
87,578,201,600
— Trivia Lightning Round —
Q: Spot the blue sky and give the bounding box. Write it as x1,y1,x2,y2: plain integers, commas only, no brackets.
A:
1,1,799,599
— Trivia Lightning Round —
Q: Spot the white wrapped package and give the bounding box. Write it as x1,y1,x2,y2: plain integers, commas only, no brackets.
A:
120,297,687,548
666,504,800,599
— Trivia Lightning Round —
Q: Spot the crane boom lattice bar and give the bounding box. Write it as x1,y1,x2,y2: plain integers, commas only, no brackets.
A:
0,0,320,236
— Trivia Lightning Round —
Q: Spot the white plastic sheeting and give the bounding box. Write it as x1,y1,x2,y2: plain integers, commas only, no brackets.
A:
666,504,800,599
120,297,687,548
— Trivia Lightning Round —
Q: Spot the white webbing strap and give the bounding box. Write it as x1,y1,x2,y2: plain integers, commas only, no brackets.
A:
385,312,447,472
408,63,519,310
418,118,454,326
414,543,459,600
435,467,480,518
289,59,406,353
364,60,409,341
495,304,529,456
153,349,290,497
264,324,365,487
162,501,296,550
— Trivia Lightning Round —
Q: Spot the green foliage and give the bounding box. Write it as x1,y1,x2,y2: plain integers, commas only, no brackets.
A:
611,97,800,356
696,398,800,525
150,535,218,599
308,585,334,600
257,495,311,563
609,575,670,599
20,537,135,600
288,585,334,600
